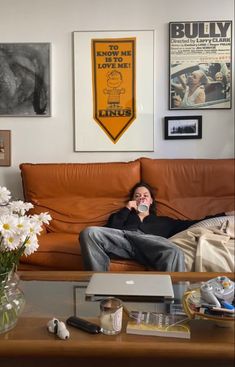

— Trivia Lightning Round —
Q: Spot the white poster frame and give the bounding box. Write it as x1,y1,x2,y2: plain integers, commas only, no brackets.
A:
73,30,155,151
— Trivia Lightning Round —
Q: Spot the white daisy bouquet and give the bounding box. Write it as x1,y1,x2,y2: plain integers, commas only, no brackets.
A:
0,186,51,275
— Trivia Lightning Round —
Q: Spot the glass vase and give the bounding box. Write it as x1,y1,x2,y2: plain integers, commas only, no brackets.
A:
0,269,25,334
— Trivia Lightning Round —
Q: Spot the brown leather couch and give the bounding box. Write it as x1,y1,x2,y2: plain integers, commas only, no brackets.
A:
19,158,234,271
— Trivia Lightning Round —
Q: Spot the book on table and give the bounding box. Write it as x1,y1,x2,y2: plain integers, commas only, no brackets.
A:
126,311,191,339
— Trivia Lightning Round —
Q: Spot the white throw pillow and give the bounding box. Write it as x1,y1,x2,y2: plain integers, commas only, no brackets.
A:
189,215,234,229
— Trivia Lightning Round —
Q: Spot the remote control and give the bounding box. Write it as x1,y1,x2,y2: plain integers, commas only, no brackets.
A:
66,316,101,334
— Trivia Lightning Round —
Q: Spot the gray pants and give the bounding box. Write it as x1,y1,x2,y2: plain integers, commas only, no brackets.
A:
79,227,185,272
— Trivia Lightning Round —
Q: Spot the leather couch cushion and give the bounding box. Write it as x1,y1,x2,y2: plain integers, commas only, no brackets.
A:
20,160,141,233
20,232,147,271
30,196,126,234
141,158,234,220
20,233,83,270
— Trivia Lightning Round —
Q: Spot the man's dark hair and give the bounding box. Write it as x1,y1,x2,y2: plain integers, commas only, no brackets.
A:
129,181,156,214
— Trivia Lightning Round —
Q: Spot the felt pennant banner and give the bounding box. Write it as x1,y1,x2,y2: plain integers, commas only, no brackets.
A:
92,38,136,143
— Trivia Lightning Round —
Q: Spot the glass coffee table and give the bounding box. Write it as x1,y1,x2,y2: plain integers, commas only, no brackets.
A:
0,271,234,367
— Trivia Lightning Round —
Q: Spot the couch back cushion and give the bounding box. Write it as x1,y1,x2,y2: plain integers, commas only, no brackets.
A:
141,158,234,219
20,161,141,233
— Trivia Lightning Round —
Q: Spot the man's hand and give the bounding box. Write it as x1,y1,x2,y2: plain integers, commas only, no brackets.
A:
172,95,182,107
126,200,137,211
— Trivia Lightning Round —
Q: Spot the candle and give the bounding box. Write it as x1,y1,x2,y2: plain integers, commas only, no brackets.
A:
100,313,114,330
100,298,123,335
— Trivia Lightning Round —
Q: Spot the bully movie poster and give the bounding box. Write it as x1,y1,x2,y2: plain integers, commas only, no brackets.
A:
169,21,232,110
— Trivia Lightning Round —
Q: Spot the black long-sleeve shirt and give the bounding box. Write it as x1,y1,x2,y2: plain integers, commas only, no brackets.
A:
105,207,223,238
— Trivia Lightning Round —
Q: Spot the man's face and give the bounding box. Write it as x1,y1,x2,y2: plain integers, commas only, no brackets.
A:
215,72,223,81
133,186,153,206
187,71,202,87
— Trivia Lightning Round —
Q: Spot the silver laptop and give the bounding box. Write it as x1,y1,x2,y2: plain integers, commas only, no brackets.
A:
85,273,174,301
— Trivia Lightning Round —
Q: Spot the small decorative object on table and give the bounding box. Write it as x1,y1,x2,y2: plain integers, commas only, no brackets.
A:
182,276,235,327
0,186,51,334
47,318,70,340
100,297,123,335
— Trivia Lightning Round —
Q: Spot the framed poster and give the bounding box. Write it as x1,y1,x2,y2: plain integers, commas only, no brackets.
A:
0,43,51,116
169,21,232,110
164,116,202,139
0,130,11,166
73,30,154,151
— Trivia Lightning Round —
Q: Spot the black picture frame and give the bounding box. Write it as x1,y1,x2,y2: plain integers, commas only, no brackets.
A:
164,116,202,139
169,21,232,110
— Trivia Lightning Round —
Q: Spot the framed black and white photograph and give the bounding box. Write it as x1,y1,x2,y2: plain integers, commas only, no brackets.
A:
0,130,11,166
169,21,232,110
164,116,202,139
0,43,51,116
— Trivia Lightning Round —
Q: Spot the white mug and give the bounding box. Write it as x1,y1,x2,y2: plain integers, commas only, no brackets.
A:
137,203,149,213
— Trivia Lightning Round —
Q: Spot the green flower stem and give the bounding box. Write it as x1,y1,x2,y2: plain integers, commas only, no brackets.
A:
0,237,29,275
0,271,25,334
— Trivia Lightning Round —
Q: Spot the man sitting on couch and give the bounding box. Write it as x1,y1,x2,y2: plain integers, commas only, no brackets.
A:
79,182,228,272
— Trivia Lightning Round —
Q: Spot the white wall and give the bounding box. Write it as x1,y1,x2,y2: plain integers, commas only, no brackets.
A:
0,0,234,199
